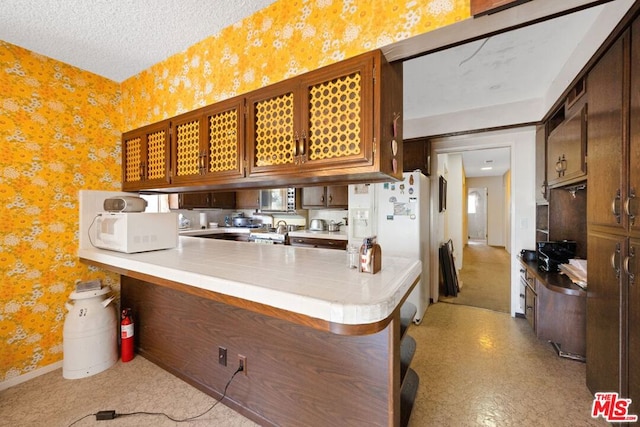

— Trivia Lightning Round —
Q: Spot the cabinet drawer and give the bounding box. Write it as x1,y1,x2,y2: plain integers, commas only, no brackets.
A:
289,237,347,250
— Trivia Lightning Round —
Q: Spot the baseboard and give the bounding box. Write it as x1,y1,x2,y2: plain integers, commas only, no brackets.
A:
0,361,63,391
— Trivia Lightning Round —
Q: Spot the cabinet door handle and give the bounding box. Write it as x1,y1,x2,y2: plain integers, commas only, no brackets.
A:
611,242,621,279
299,130,307,163
624,246,636,285
293,132,299,157
625,189,636,226
612,189,622,224
555,154,567,177
540,182,547,199
329,194,333,203
200,151,206,174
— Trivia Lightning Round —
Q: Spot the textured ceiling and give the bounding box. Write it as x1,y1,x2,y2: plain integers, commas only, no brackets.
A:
0,0,632,178
403,7,602,120
0,0,277,82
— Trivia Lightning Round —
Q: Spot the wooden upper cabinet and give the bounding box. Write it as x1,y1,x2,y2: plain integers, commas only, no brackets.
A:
236,190,261,210
301,186,348,209
246,81,298,176
203,97,245,182
299,54,374,172
403,137,430,176
169,192,236,209
122,121,171,191
546,102,587,189
246,50,401,182
326,186,348,208
172,111,204,184
301,186,325,208
122,49,402,192
171,96,245,186
587,33,626,230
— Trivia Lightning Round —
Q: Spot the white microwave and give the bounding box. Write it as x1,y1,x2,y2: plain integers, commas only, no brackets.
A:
92,212,178,253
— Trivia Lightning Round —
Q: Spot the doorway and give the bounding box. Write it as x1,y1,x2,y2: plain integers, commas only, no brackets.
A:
428,129,537,316
467,187,487,242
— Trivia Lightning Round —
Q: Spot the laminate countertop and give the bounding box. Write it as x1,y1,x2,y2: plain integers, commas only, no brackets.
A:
79,236,420,326
519,257,586,297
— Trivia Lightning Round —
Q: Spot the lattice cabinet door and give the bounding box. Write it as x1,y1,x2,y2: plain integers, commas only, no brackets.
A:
299,52,376,171
246,80,300,176
202,97,245,181
122,121,171,191
172,111,204,184
172,97,245,185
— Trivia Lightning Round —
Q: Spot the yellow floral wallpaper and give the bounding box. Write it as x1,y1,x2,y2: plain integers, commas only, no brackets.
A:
1,0,469,383
0,42,122,381
121,0,469,130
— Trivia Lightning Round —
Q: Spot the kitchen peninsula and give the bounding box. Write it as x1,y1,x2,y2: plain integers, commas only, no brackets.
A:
79,236,421,426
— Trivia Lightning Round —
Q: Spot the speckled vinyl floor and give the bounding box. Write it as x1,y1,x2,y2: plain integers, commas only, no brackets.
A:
407,303,605,426
0,303,604,426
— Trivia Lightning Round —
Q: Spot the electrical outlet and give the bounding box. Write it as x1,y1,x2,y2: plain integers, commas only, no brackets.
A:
218,346,227,366
238,354,247,375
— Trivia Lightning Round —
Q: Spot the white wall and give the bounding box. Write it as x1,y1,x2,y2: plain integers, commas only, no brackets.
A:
447,154,465,270
429,127,536,316
466,176,505,247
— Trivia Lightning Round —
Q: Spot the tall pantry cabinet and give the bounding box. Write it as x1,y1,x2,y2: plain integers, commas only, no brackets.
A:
586,16,639,415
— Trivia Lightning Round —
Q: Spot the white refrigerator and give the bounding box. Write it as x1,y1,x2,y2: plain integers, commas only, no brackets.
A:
348,171,430,323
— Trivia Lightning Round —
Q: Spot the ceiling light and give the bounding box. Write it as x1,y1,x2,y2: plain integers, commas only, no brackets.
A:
481,167,493,170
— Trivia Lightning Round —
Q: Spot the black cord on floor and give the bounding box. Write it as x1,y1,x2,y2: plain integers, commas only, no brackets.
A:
67,366,243,426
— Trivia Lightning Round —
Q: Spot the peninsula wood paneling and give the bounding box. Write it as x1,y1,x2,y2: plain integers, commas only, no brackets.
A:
122,277,400,427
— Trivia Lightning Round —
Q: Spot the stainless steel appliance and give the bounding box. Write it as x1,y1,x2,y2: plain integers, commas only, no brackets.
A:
248,231,287,244
309,218,327,231
259,188,296,212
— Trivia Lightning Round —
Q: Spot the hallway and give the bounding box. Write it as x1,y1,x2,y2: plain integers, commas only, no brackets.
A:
440,240,511,313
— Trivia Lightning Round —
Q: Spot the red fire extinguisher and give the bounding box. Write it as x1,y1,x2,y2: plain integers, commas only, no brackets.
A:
121,308,134,362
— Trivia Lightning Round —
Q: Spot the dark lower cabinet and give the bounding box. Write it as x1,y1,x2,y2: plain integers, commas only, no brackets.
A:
519,260,586,359
586,232,623,395
122,275,413,426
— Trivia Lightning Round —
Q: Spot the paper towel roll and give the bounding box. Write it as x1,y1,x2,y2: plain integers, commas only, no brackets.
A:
199,212,207,228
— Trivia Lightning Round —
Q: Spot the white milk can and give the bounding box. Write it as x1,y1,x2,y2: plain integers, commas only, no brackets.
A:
63,286,118,379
